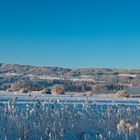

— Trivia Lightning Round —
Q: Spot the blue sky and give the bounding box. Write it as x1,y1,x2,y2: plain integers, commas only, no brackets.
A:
0,0,140,68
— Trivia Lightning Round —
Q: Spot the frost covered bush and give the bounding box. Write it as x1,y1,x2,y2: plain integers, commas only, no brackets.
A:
115,90,130,98
0,100,140,140
52,84,65,95
40,88,52,94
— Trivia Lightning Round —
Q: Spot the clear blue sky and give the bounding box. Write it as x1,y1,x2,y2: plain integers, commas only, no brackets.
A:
0,0,140,68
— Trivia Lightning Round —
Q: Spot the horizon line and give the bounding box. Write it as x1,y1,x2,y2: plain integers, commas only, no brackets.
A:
1,62,140,70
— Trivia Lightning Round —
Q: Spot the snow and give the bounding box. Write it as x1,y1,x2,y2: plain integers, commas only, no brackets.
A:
0,91,140,105
0,91,140,140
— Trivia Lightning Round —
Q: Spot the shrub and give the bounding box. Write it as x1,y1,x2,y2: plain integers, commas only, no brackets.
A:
7,88,15,92
40,89,52,94
52,85,65,95
83,91,94,97
115,90,130,98
20,88,28,93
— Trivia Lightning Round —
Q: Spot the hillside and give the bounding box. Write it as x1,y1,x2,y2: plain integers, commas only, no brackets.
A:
0,63,140,94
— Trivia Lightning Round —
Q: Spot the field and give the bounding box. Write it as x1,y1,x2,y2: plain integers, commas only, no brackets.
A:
0,91,140,140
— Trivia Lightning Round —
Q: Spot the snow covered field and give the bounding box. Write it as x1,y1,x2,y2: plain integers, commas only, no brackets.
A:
0,91,140,104
0,91,140,140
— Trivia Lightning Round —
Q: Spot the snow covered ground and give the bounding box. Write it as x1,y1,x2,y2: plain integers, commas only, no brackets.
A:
0,91,140,140
0,91,140,105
